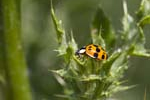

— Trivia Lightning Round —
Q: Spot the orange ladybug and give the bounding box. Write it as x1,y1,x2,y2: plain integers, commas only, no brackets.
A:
75,44,107,60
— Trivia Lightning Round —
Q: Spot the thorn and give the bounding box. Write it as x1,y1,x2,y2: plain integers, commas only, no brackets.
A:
123,0,128,16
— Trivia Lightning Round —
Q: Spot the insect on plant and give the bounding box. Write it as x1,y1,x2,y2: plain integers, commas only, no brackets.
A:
75,44,108,60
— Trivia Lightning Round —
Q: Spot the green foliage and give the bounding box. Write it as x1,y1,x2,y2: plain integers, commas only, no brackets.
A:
91,6,116,50
51,0,150,100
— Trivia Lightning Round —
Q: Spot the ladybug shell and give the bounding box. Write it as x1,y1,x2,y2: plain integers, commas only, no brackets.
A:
85,44,107,60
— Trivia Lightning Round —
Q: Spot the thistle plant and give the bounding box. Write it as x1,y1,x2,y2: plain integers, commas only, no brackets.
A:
51,0,150,100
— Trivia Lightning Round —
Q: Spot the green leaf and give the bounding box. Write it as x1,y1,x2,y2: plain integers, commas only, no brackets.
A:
51,3,65,44
51,4,69,58
122,0,137,42
138,15,150,27
108,85,137,96
136,0,150,20
80,74,102,82
102,49,122,75
111,52,128,73
131,27,150,58
91,6,116,49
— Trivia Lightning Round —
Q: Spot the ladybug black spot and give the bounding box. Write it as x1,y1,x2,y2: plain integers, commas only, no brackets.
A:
89,46,92,48
88,48,92,51
96,48,100,52
93,53,98,58
93,45,98,47
102,55,105,59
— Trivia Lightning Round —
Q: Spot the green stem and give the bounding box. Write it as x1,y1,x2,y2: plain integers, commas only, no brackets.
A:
1,0,32,100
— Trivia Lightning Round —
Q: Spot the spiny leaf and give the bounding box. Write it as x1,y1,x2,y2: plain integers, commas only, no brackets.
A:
108,85,137,96
102,49,122,75
122,0,137,42
80,74,103,82
130,27,150,58
138,15,150,27
91,6,116,49
110,51,128,77
136,0,150,20
51,3,65,44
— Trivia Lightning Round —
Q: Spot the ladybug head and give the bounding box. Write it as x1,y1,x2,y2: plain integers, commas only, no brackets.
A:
75,46,86,55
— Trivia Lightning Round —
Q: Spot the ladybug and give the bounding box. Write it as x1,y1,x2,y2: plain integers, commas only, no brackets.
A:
75,44,108,60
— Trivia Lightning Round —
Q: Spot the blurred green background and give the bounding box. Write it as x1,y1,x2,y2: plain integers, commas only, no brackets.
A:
4,0,150,100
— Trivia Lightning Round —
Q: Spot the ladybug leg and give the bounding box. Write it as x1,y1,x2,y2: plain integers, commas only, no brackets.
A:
75,53,84,61
73,54,86,65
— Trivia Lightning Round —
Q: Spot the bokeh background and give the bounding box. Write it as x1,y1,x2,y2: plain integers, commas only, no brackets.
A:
21,0,150,100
